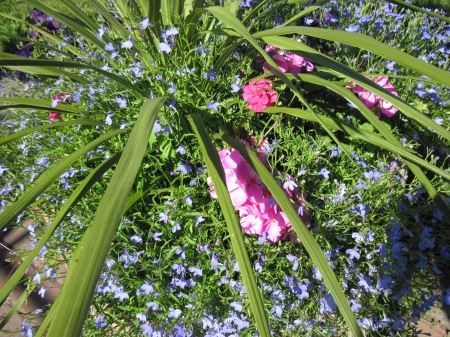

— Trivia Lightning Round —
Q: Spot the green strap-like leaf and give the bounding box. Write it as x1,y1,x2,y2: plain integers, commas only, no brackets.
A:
385,0,450,24
265,106,450,224
0,52,89,84
258,36,450,143
57,0,100,32
0,153,122,307
0,97,79,113
0,58,146,98
281,0,331,27
187,113,271,337
45,97,167,337
253,27,450,88
23,0,106,51
0,13,81,56
207,6,352,160
0,129,128,231
221,134,363,337
0,120,106,146
0,286,33,331
0,32,75,60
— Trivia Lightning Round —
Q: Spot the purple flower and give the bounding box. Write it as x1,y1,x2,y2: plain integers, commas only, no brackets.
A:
140,18,153,29
136,313,147,322
346,246,360,260
330,147,341,158
351,203,369,220
151,232,163,241
105,42,115,52
283,176,298,191
137,281,154,296
317,168,330,179
207,101,220,111
204,67,217,81
168,308,182,318
114,287,129,301
231,83,241,93
116,97,127,109
121,37,133,49
177,161,192,174
159,42,172,53
95,316,107,329
286,254,299,271
345,24,360,32
141,323,153,336
38,287,49,298
159,211,169,223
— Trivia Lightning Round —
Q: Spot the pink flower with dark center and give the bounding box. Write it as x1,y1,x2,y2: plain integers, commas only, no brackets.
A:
242,78,278,112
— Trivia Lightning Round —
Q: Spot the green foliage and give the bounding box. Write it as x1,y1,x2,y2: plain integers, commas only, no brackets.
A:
0,0,449,336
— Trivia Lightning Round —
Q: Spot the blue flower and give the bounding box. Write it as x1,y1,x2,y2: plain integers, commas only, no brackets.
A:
95,316,107,329
317,168,330,179
207,101,220,111
121,37,133,49
283,176,298,191
159,211,169,223
177,161,192,174
158,42,172,53
204,67,217,81
330,147,341,158
351,203,369,220
346,246,360,260
168,308,182,318
195,216,205,226
140,18,153,29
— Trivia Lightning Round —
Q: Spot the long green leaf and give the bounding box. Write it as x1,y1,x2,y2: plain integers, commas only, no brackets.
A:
0,52,89,84
282,0,331,27
265,106,450,224
0,59,146,98
46,97,167,337
23,0,106,51
221,134,363,337
0,286,32,331
253,27,450,88
265,105,450,181
0,120,106,146
0,129,128,231
207,6,353,160
187,113,271,337
0,153,122,306
0,32,74,60
0,13,81,56
258,36,450,143
385,0,450,24
0,98,79,113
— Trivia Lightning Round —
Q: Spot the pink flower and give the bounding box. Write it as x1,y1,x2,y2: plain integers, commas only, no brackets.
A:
347,77,398,118
48,112,62,121
262,43,314,74
374,76,398,117
285,52,314,73
242,79,278,112
208,143,310,243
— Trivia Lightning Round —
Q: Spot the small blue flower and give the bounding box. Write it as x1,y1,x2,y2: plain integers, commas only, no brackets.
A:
95,316,107,329
283,176,298,191
159,42,172,53
140,18,153,29
317,168,330,179
204,67,217,81
207,101,220,111
121,37,133,49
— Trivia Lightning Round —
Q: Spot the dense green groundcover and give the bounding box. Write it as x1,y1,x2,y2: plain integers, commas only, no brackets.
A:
0,0,449,336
